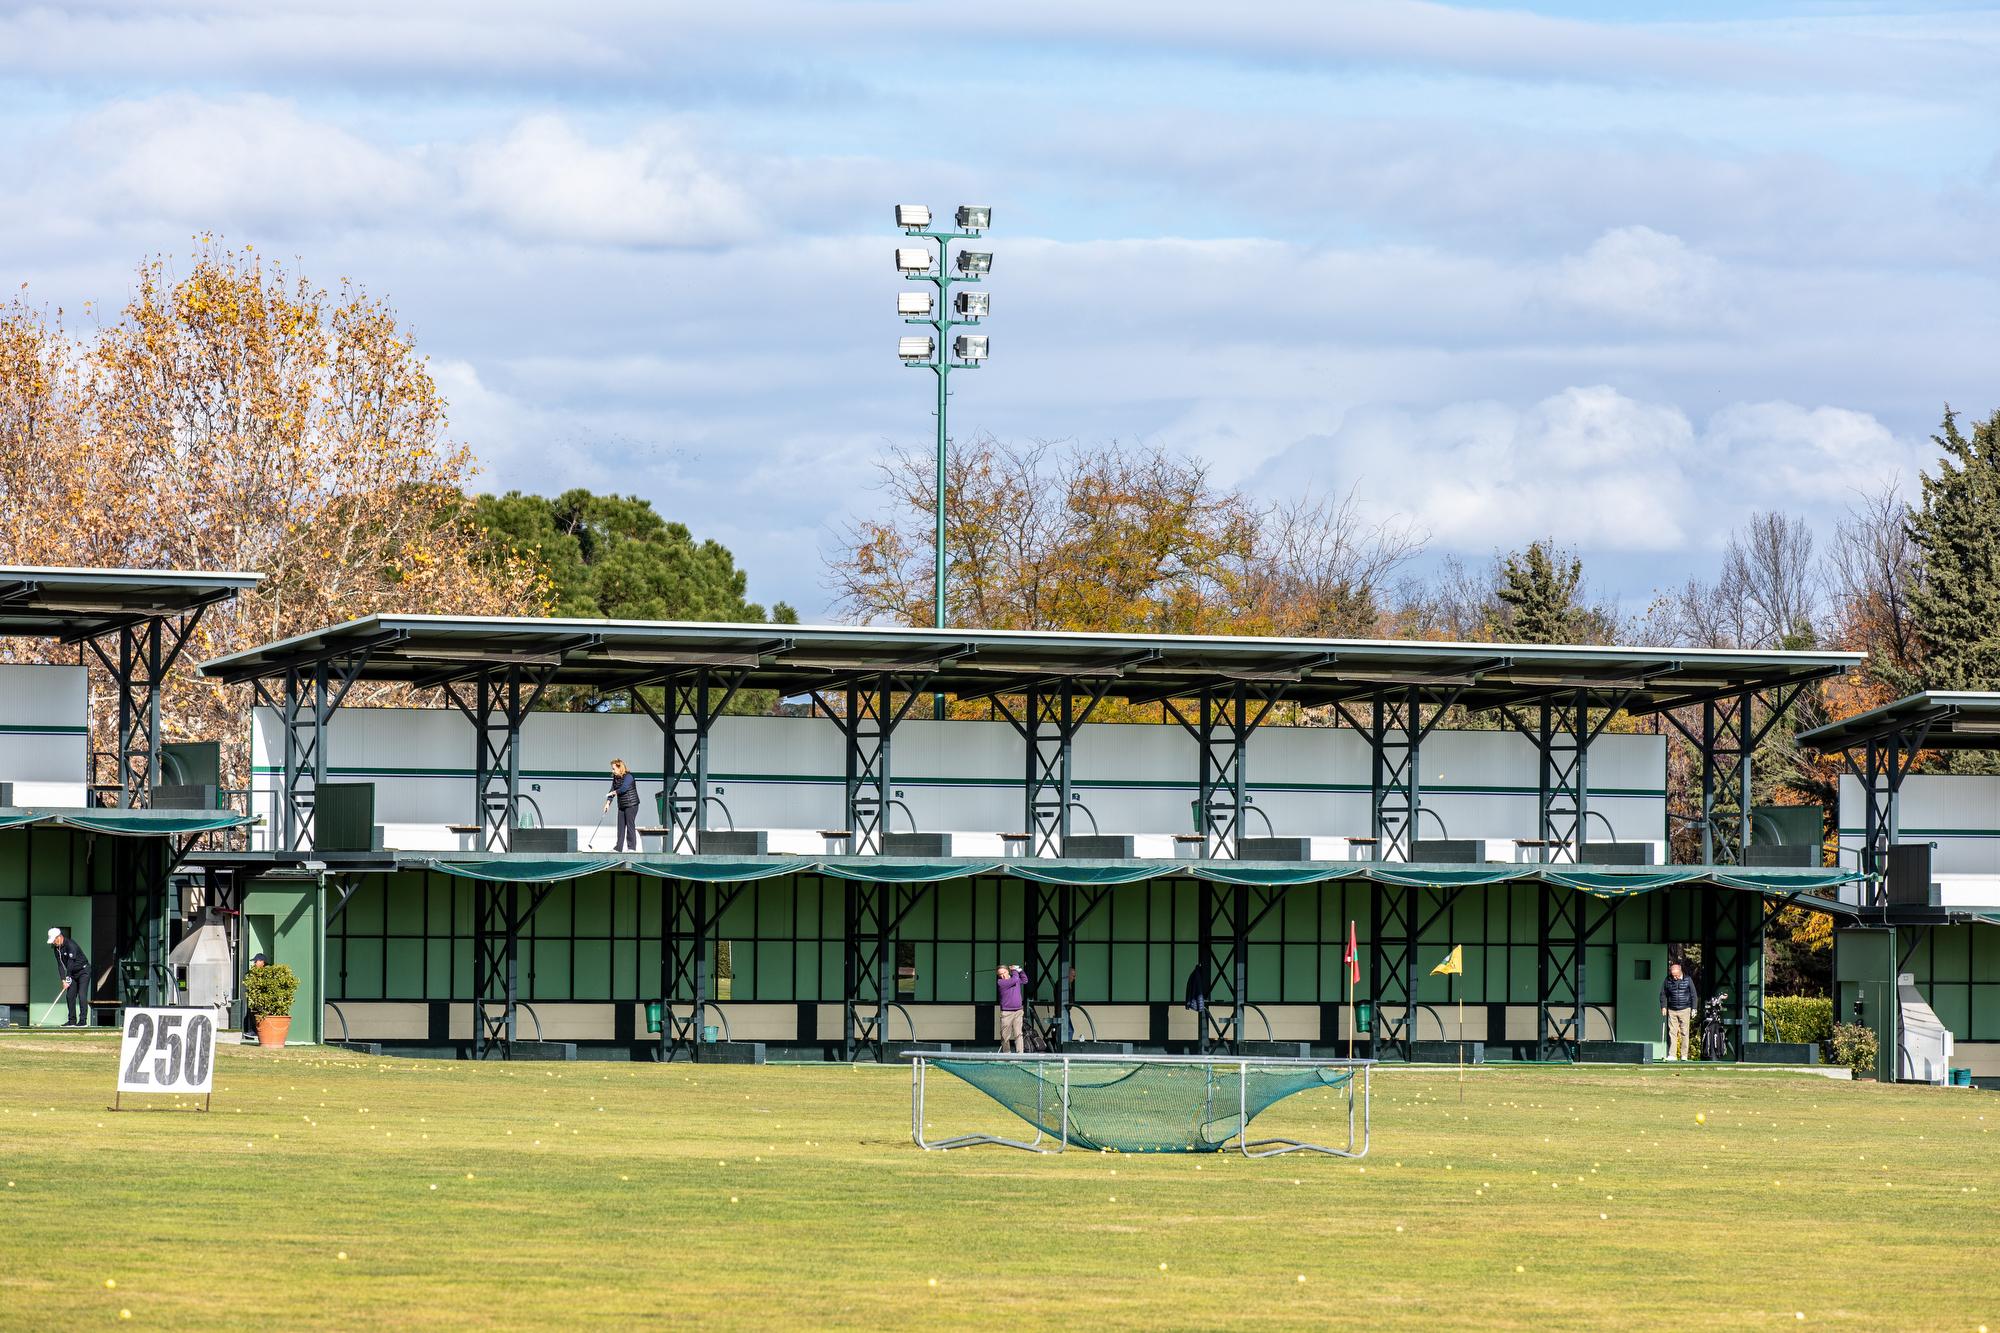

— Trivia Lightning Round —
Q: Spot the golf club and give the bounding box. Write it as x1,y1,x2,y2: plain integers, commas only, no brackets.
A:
39,990,66,1027
586,806,608,853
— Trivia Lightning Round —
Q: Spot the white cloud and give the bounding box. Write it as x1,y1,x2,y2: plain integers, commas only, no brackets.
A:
1546,226,1726,327
1250,387,1919,557
453,116,759,249
76,94,425,227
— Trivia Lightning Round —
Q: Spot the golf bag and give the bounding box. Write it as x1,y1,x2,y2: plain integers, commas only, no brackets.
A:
1023,1003,1051,1054
1699,992,1730,1062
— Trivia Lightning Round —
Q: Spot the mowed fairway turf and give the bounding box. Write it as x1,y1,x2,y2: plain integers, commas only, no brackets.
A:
0,1038,1994,1330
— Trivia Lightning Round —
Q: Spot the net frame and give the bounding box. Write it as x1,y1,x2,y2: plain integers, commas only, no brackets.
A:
908,1052,1372,1158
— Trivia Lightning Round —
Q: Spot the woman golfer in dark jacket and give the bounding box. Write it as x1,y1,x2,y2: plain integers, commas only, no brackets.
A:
603,759,641,852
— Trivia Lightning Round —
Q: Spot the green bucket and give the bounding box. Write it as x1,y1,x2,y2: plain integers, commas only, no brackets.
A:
645,1001,662,1035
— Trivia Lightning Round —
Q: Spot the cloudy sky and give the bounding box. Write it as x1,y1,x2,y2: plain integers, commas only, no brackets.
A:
4,1,1996,619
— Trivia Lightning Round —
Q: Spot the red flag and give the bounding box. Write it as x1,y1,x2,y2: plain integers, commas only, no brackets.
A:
1344,919,1360,985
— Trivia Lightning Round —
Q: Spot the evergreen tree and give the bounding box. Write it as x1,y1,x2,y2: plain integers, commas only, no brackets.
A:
1905,405,2000,771
472,489,795,625
1496,539,1588,644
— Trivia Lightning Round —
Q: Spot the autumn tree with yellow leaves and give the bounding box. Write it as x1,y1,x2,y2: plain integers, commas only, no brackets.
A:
0,241,544,789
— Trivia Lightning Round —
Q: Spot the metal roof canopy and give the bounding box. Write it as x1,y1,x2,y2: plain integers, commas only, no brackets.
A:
202,614,1860,870
0,565,260,642
1795,691,2000,753
0,566,261,810
1796,691,2000,892
200,613,1857,708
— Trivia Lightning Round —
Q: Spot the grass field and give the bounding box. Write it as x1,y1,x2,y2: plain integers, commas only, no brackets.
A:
0,1037,1994,1330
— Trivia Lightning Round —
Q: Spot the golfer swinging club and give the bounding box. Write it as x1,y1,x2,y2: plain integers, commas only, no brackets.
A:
47,927,91,1028
603,758,641,853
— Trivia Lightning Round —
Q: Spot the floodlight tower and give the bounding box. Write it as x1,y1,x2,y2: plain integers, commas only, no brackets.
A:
895,204,991,641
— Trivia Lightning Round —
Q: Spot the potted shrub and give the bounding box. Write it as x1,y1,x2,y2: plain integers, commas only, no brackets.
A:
243,962,299,1049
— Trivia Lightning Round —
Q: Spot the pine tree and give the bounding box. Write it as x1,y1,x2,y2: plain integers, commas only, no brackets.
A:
1906,405,2000,771
1496,539,1588,644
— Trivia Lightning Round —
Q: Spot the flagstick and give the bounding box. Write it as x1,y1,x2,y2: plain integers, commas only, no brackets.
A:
1457,985,1465,1104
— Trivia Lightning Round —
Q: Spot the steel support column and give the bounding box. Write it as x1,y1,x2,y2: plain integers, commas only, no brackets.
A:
997,680,1111,857
1850,721,1931,887
658,877,750,1062
1501,688,1637,862
843,880,892,1061
1698,886,1763,1058
633,670,746,855
81,608,209,808
441,665,560,853
1657,684,1806,867
1165,684,1279,859
1023,881,1107,1049
1337,685,1468,862
815,676,931,855
1535,887,1613,1061
1369,882,1417,1060
471,881,552,1060
1536,887,1582,1061
252,649,379,853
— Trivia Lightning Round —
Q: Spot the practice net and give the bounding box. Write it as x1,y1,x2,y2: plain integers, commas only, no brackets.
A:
911,1053,1370,1157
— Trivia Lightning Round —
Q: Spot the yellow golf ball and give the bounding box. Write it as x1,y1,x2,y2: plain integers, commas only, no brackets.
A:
1695,1113,1706,1125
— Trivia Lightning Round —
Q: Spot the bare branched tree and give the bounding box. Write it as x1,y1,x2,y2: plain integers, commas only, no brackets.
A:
1828,482,1922,691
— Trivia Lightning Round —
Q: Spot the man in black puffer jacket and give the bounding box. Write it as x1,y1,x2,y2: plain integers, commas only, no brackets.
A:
1660,960,1698,1061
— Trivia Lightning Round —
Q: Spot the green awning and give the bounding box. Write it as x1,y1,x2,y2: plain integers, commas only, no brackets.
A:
0,808,253,837
383,853,1858,914
1364,867,1539,889
426,857,627,884
817,860,994,884
1011,864,1163,886
624,858,816,884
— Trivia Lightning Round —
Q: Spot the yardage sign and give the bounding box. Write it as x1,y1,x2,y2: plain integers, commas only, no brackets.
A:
116,1007,216,1100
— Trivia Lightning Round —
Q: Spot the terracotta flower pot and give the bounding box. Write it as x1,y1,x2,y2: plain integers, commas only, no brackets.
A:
256,1015,292,1048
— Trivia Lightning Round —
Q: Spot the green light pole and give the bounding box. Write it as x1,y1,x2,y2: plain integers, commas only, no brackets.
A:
895,205,991,644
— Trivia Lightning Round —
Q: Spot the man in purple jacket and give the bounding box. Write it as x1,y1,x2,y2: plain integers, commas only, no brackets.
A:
995,964,1029,1052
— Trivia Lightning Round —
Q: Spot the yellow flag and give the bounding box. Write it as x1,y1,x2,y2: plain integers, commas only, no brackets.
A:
1430,945,1463,977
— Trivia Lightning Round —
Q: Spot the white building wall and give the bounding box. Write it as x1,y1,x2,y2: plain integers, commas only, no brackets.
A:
254,706,1667,858
1838,772,2000,907
0,664,88,806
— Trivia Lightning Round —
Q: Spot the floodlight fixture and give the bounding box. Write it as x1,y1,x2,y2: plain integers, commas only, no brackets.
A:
954,290,990,318
896,247,935,274
955,250,992,275
955,205,991,231
898,336,935,361
954,335,988,361
898,291,934,317
895,204,932,229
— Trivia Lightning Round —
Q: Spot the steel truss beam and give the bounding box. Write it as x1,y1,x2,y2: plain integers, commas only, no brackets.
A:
842,879,934,1061
1336,684,1470,861
995,680,1112,856
1537,887,1612,1061
1196,880,1286,1053
251,643,388,852
1660,683,1804,866
1499,688,1638,862
1164,684,1281,859
441,665,561,852
1024,881,1109,1048
633,670,747,855
812,675,932,854
472,881,553,1059
657,876,747,1062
